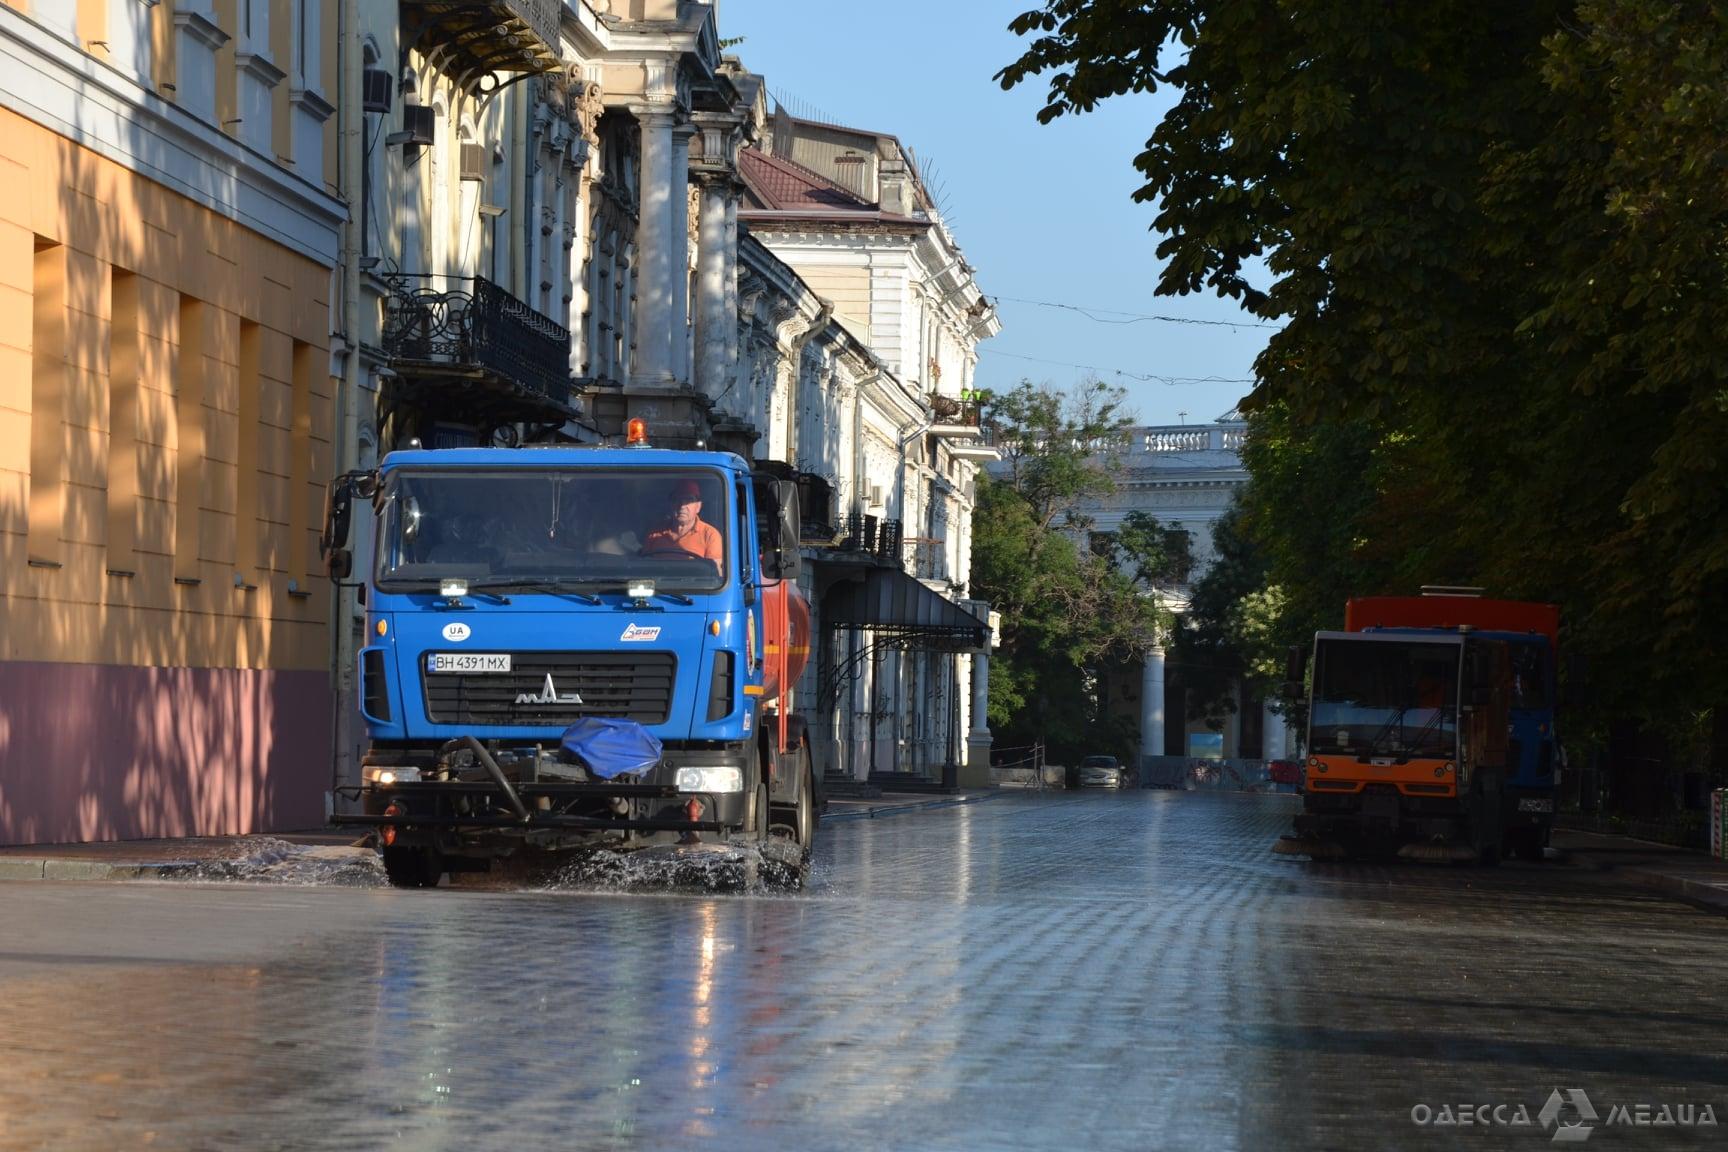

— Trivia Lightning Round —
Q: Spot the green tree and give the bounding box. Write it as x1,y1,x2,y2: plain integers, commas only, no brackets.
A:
970,380,1169,759
1000,0,1728,748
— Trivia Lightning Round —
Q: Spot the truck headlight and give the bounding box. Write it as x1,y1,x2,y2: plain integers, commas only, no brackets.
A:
675,766,744,794
365,766,421,786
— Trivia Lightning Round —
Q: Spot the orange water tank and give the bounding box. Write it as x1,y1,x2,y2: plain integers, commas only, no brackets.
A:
759,577,811,703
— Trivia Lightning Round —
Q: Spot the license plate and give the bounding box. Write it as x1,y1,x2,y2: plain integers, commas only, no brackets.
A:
429,653,511,674
1517,797,1554,813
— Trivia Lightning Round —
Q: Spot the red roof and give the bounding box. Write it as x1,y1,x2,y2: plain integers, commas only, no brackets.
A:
739,148,873,212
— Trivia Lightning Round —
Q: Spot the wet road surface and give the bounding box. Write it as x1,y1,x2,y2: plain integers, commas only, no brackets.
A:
1,791,1725,1150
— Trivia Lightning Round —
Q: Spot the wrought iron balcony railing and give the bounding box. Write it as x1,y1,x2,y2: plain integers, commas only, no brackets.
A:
401,0,560,84
905,537,948,581
382,274,572,408
832,514,904,568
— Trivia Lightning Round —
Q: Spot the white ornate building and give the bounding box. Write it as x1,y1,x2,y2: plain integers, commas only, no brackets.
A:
1078,413,1289,764
735,111,1002,787
329,0,1000,792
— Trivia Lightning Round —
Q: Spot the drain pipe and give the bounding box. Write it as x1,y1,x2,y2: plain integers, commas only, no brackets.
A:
783,298,832,465
329,0,366,803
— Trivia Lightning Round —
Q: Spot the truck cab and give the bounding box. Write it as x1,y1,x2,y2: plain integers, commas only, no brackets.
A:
321,445,819,886
1286,629,1513,863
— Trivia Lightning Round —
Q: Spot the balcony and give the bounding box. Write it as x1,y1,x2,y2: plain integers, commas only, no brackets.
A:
904,537,949,582
820,514,904,569
382,273,575,424
401,0,560,91
926,392,998,462
927,392,982,428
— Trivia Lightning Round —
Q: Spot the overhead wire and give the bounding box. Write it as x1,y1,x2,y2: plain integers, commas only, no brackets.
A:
987,294,1282,331
979,348,1255,387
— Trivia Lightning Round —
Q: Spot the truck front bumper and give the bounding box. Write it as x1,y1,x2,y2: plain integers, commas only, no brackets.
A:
1294,788,1470,843
333,737,754,856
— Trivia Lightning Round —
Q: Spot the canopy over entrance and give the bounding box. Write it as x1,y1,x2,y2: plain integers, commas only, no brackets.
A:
822,568,987,652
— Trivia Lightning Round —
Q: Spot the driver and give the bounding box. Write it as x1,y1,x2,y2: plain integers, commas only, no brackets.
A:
641,479,722,565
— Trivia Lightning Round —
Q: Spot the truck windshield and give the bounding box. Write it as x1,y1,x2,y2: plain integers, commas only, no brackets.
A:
374,468,730,593
1310,639,1459,758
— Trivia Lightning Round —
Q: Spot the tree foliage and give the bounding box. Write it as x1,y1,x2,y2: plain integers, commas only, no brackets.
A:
970,381,1185,759
1002,0,1728,736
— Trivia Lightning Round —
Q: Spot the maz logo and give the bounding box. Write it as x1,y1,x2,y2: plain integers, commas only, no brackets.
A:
516,674,583,706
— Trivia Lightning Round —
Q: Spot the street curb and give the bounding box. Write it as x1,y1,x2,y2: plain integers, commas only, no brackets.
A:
1608,866,1728,915
819,790,1008,824
1555,850,1728,916
0,859,201,882
0,798,1011,882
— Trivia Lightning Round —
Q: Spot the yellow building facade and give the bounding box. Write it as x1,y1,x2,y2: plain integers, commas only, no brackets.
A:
0,0,343,843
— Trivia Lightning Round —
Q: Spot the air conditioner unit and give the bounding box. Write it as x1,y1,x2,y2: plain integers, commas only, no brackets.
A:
459,142,486,182
400,104,434,147
361,67,393,113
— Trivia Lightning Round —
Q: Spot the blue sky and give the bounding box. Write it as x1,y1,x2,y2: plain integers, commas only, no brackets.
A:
718,0,1277,427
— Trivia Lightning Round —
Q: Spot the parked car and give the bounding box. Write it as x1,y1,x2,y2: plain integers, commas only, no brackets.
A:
1267,758,1305,788
1078,755,1127,789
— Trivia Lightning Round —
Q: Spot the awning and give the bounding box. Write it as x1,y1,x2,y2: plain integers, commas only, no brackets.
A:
822,568,988,651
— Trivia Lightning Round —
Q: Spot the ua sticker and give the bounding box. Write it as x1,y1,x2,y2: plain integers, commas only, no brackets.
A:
620,623,662,642
442,622,472,642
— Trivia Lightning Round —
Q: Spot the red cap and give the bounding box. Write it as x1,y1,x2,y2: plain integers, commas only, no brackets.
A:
671,480,703,503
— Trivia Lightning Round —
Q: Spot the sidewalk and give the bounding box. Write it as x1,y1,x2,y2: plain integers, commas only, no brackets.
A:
1553,828,1728,914
0,789,1008,883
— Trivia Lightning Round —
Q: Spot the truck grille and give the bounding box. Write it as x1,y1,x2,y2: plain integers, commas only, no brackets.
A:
421,651,676,726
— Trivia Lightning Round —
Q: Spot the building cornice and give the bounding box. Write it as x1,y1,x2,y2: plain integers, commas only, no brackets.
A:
289,85,336,123
0,5,345,265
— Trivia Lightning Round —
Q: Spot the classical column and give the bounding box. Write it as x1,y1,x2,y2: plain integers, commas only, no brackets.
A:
723,189,740,378
629,107,677,387
1263,699,1289,761
970,649,990,735
670,124,694,386
1140,643,1166,761
694,176,729,396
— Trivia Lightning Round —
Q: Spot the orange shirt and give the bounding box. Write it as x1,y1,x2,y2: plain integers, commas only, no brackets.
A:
642,519,723,564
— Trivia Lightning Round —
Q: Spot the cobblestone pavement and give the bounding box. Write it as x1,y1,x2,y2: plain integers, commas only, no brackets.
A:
2,791,1726,1151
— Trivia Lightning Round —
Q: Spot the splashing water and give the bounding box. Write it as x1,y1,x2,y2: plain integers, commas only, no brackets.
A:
531,836,810,895
183,837,388,888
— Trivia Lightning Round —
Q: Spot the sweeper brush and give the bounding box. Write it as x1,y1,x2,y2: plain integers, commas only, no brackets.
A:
1397,839,1479,863
1272,835,1348,861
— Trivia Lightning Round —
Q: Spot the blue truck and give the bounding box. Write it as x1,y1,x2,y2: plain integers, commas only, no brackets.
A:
318,428,821,887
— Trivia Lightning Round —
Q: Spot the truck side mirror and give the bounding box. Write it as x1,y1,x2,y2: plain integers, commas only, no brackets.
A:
754,478,801,580
319,470,376,582
320,476,354,580
773,480,801,580
1284,644,1307,688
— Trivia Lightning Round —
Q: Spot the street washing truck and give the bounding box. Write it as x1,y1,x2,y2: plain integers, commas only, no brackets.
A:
318,422,820,887
1343,590,1561,860
1274,587,1531,864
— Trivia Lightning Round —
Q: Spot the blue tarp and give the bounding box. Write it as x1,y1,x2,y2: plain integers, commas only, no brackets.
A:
560,718,663,780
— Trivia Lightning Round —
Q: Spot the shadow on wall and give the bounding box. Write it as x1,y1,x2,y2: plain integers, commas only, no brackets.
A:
0,662,329,846
0,83,335,846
